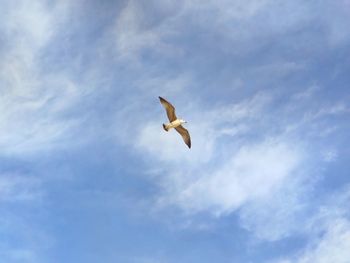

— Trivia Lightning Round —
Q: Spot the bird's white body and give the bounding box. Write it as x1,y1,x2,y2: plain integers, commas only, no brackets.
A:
163,119,186,131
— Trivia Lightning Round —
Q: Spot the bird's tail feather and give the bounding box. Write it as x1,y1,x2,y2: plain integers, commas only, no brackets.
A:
162,124,169,131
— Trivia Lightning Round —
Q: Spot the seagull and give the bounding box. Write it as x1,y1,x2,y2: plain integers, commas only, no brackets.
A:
159,96,191,149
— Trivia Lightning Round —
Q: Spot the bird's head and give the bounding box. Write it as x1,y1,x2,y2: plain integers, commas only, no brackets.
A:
180,119,187,124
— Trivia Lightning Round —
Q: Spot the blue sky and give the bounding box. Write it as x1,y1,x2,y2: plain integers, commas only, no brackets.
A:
1,0,350,262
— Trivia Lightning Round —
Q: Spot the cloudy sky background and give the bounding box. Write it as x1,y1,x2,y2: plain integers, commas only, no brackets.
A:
1,0,350,262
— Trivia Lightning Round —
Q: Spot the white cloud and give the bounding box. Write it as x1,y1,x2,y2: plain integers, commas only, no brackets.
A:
239,174,311,241
184,0,273,20
1,1,54,49
283,91,349,138
0,1,88,155
272,187,350,263
299,219,350,263
291,86,320,101
322,1,350,46
110,0,322,63
163,139,302,215
302,102,350,122
112,0,184,62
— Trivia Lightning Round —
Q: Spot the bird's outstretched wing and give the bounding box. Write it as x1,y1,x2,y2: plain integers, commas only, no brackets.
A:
175,125,191,148
159,96,177,122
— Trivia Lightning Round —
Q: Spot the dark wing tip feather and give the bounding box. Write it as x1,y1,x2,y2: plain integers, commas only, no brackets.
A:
186,137,191,149
175,125,191,149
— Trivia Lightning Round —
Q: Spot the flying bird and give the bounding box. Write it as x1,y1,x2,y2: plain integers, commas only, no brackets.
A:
159,96,191,149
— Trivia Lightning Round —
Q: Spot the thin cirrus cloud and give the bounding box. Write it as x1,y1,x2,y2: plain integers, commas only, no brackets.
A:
163,139,303,216
0,0,91,155
272,187,350,263
274,221,350,263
